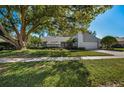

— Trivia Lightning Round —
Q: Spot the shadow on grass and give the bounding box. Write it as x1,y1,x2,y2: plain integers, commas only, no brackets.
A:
0,49,111,58
0,61,91,87
0,50,69,58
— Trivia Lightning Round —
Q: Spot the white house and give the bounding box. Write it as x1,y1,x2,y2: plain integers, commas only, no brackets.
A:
42,32,100,50
0,32,100,50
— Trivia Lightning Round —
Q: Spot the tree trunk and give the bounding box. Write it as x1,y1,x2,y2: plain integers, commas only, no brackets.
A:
12,41,26,50
0,35,28,50
15,42,27,50
18,37,28,50
11,36,28,50
21,41,27,50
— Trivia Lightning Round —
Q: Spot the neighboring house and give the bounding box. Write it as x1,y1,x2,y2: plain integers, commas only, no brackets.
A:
42,32,100,50
116,37,124,47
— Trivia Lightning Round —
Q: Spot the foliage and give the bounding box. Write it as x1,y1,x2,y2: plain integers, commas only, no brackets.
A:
90,31,96,36
52,6,112,36
28,36,42,44
101,36,118,49
0,5,112,49
65,38,78,49
27,36,43,49
0,58,124,87
0,6,65,49
67,38,77,43
111,44,123,48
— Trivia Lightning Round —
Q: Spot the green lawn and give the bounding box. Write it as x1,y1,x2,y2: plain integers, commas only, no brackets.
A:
0,59,124,87
0,49,112,58
113,48,124,51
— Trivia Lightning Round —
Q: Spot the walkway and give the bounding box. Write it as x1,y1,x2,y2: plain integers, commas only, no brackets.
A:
0,50,124,63
0,56,124,63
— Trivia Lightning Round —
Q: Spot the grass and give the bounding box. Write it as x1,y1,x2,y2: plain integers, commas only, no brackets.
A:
0,49,112,58
0,59,124,87
113,48,124,51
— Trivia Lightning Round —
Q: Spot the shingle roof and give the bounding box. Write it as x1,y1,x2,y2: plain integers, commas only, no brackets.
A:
42,36,71,44
83,32,100,42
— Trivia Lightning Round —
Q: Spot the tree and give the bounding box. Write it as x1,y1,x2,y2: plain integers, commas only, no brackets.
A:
0,5,112,50
0,6,65,49
50,5,112,36
101,36,118,49
91,31,96,36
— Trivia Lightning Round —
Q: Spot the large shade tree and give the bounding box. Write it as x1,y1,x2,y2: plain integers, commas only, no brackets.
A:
101,36,118,49
0,5,111,50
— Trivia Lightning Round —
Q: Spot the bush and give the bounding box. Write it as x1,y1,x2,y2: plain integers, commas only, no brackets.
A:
27,36,43,49
27,46,45,49
66,47,85,50
111,44,123,48
0,46,4,51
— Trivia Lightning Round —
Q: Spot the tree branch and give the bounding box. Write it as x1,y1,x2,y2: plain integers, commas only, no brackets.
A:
0,24,17,44
0,7,20,37
26,22,41,36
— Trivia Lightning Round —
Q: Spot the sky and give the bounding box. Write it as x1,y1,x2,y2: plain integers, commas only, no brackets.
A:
89,5,124,39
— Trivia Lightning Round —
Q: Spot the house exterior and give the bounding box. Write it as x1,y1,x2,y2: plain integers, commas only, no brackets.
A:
116,37,124,47
0,32,100,50
42,36,71,48
42,32,100,50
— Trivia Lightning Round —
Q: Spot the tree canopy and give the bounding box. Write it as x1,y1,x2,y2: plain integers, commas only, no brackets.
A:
101,36,118,49
0,5,112,49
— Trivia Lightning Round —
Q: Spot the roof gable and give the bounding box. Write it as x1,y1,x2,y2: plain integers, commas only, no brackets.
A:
42,36,71,43
83,32,99,42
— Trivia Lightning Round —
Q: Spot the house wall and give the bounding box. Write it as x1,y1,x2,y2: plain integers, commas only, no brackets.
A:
83,33,98,42
77,32,98,49
77,31,83,47
78,42,98,49
118,41,124,46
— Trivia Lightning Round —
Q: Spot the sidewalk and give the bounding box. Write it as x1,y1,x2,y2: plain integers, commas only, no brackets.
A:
0,56,124,63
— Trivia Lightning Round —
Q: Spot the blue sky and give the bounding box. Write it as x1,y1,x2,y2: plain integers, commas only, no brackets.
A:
89,5,124,39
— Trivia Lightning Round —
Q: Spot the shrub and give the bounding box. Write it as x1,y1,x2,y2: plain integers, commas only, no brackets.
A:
66,47,85,50
27,36,43,49
111,44,123,48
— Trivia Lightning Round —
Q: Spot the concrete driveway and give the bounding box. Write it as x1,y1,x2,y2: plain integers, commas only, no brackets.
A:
94,50,124,56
